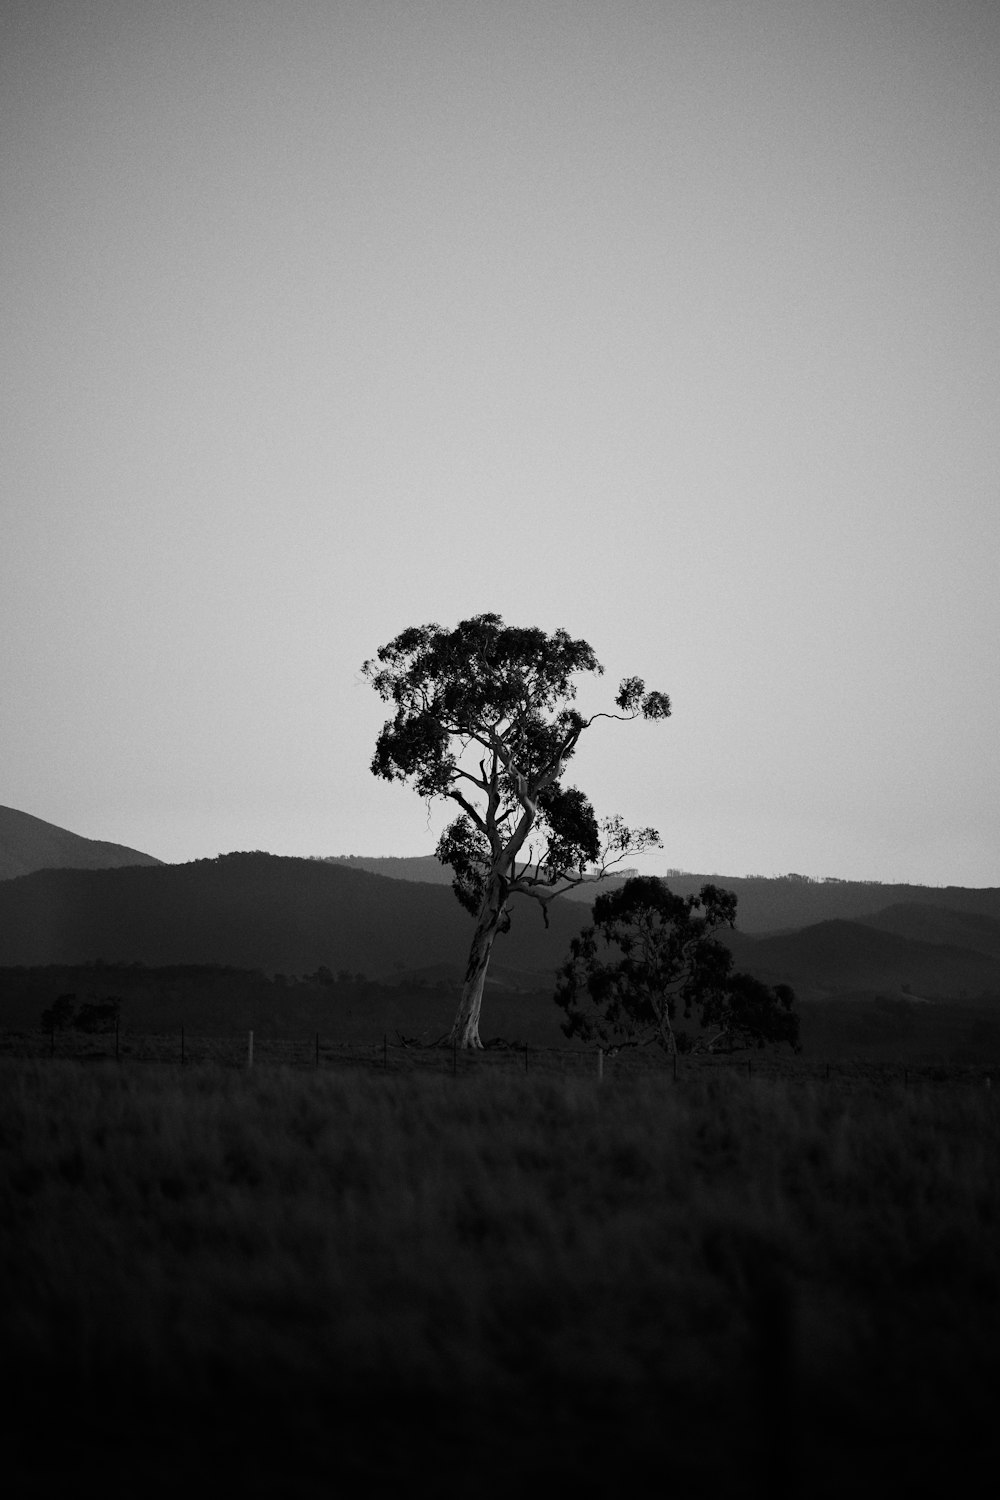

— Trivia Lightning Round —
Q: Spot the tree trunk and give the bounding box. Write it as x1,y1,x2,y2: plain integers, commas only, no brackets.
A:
447,883,506,1049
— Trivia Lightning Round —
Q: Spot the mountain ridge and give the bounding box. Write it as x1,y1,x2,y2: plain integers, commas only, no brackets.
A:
728,913,1000,1000
0,805,163,880
324,853,1000,930
0,852,587,981
1,852,998,1005
3,810,999,1004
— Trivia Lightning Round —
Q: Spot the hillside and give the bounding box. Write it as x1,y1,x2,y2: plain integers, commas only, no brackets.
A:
325,853,643,896
2,852,999,1015
728,915,1000,1001
660,873,1000,932
2,856,999,1063
0,852,587,984
323,854,1000,932
325,853,454,884
0,805,163,881
855,902,1000,955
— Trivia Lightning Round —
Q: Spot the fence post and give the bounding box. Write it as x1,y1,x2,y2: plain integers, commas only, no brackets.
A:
673,1050,677,1083
316,1032,320,1067
524,1044,528,1075
597,1047,604,1082
248,1030,254,1069
181,1025,185,1066
115,1017,119,1062
747,1059,752,1081
453,1038,457,1076
383,1034,387,1071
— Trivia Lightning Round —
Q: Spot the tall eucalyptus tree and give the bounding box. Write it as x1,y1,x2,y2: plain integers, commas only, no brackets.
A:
363,613,670,1047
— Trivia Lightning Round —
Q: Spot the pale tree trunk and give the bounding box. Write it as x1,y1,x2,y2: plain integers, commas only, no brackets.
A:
447,880,507,1049
654,991,677,1057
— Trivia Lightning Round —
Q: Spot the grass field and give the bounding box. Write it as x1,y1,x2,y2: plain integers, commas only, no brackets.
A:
2,1055,998,1497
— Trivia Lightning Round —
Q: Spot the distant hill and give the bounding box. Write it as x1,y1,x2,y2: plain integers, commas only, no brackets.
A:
660,873,1000,933
324,854,455,884
0,852,587,985
323,853,642,896
0,805,163,881
854,903,1000,956
323,854,1000,932
2,851,998,1011
728,913,1000,1001
3,853,1000,1065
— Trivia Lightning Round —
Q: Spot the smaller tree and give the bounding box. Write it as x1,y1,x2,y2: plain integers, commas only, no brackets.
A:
73,996,122,1035
40,993,77,1035
555,876,799,1055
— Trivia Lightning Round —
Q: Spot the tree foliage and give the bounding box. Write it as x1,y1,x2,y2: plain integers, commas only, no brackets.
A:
555,876,799,1055
73,997,122,1034
40,993,121,1035
363,613,669,925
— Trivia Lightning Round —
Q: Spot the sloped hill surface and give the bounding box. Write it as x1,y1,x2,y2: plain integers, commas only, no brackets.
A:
854,903,1000,956
728,918,1000,998
325,854,453,884
0,852,587,981
3,847,998,1005
0,805,163,880
325,853,641,902
323,856,1000,931
658,874,1000,932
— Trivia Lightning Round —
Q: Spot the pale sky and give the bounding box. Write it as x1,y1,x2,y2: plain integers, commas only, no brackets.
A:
3,0,998,886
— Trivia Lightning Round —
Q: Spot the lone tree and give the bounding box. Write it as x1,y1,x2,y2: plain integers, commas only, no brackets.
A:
555,876,799,1056
363,613,670,1048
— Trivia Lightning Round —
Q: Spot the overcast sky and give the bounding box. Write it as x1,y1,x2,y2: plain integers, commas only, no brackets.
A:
3,0,998,886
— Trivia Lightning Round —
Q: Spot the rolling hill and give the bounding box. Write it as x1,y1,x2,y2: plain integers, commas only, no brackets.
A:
656,873,1000,932
2,807,999,1024
325,853,456,884
324,853,644,896
727,914,1000,1000
0,805,163,880
2,850,999,1062
1,851,998,1009
855,902,1000,956
324,853,1000,932
0,851,588,985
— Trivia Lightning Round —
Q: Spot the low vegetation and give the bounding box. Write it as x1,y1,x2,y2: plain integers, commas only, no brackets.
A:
2,1057,997,1495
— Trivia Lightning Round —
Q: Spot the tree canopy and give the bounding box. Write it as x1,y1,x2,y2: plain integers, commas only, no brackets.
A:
363,613,670,1046
555,876,800,1056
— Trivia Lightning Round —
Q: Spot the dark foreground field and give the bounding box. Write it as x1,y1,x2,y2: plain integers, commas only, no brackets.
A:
1,1057,997,1498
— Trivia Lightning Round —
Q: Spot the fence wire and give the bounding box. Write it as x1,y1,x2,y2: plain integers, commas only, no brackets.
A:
0,1027,994,1089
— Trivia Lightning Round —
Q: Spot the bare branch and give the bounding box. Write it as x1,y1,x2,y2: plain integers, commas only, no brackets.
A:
446,788,488,834
451,766,490,794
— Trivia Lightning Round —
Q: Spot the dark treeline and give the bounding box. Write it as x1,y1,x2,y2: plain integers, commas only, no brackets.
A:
0,958,443,993
4,960,1000,1065
0,960,468,1042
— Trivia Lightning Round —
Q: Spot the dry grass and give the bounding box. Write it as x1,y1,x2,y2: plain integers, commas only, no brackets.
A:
1,1058,997,1496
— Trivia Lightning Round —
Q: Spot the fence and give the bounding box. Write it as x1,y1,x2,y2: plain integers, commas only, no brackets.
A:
0,1026,995,1089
